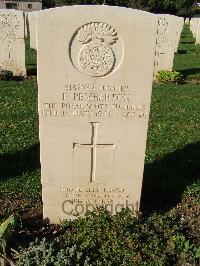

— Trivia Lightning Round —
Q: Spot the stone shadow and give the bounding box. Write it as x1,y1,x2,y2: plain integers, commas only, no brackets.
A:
0,143,40,181
178,68,200,78
27,66,37,76
180,41,195,44
141,142,200,214
177,50,187,54
1,142,199,215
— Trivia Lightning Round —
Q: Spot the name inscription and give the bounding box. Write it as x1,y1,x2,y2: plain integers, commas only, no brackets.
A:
41,83,147,119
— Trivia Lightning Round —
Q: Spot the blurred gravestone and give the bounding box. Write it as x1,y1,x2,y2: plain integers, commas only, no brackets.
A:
0,10,26,76
154,14,183,77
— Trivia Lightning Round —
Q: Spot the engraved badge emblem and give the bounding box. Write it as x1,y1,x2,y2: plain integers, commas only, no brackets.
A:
70,22,124,77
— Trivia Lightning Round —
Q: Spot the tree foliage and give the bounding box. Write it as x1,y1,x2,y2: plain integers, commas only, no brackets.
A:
43,0,197,17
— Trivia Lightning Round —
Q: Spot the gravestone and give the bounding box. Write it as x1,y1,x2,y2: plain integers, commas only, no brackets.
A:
174,17,184,52
154,14,181,77
28,11,37,50
190,16,200,43
193,17,200,45
0,10,26,76
24,12,28,38
37,6,158,224
185,18,190,25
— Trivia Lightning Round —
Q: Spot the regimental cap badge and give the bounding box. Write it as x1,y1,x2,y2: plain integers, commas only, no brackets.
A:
69,22,124,77
77,22,118,77
77,22,118,45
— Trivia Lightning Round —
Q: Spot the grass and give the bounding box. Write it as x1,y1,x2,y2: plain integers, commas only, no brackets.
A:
173,25,200,81
0,25,199,216
147,83,199,163
0,80,40,202
25,34,37,76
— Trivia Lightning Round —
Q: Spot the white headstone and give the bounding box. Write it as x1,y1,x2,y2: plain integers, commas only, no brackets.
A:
28,11,37,50
24,12,28,38
37,6,158,224
185,18,190,25
194,17,200,44
154,14,182,77
0,10,26,76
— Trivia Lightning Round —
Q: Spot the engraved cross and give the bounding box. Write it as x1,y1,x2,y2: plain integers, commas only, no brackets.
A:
73,122,115,183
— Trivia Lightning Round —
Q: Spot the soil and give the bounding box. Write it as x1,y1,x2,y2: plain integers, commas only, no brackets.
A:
0,197,61,248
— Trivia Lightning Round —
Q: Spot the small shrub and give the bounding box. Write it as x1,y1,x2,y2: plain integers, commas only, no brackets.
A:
156,70,184,84
17,204,200,265
171,182,200,245
0,215,17,265
0,214,17,243
17,238,91,266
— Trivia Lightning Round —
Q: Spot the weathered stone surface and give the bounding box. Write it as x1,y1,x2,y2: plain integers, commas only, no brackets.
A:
37,6,158,224
0,10,26,76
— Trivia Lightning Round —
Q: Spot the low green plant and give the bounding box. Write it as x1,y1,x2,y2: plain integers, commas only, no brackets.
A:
17,238,91,266
0,215,17,265
156,70,184,84
170,182,200,245
17,207,200,265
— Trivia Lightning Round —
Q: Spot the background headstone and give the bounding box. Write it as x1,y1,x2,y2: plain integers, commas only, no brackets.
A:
174,17,184,52
190,16,200,44
28,11,37,50
37,6,158,224
185,18,190,25
0,9,26,76
154,14,183,77
24,12,28,38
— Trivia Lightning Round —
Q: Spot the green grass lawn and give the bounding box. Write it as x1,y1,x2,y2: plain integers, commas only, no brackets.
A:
0,26,199,215
0,80,40,203
173,25,200,81
25,36,37,76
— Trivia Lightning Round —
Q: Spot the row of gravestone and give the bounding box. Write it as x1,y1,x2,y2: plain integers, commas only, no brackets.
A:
190,16,200,44
0,9,184,78
1,6,184,224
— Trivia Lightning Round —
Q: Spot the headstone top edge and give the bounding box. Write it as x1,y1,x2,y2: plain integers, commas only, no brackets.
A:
156,14,180,18
37,5,157,18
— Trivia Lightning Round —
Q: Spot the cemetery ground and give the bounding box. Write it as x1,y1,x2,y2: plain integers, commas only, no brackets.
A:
0,25,199,264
